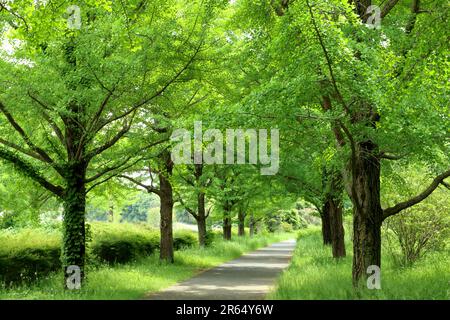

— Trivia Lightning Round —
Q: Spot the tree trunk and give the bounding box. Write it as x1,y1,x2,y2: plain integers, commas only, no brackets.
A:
320,204,332,245
329,203,346,258
197,192,207,247
158,152,174,263
222,200,233,240
62,162,87,287
108,204,114,223
249,213,255,237
328,196,346,258
159,173,174,262
223,216,232,240
349,0,371,21
255,221,262,234
327,171,346,258
238,210,246,236
349,141,383,286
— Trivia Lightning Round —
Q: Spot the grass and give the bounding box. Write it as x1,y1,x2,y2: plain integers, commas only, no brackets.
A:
0,231,292,300
0,228,61,253
268,227,450,300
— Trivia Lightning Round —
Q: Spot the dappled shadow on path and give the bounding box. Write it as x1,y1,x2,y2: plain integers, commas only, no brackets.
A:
145,239,296,300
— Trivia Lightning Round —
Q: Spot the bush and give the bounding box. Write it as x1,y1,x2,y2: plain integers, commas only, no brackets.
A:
281,222,293,233
91,224,197,263
0,247,61,284
383,205,449,266
382,166,449,266
91,232,159,264
0,229,61,284
301,213,321,226
264,209,307,232
0,211,16,229
204,231,216,246
0,223,199,284
173,231,197,250
266,218,280,232
88,228,198,263
282,209,301,229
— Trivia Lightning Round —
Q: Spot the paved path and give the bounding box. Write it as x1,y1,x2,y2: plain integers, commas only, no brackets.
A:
146,239,296,300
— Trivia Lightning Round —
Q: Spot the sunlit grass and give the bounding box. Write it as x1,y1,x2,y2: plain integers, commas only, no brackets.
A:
269,227,449,300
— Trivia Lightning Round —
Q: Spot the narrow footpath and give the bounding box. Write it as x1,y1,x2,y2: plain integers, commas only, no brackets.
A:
146,239,296,300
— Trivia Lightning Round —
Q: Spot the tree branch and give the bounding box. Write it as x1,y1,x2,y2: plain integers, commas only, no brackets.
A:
94,40,203,134
0,138,44,161
378,151,403,160
86,174,116,194
0,101,55,165
0,2,29,31
28,91,66,146
85,113,135,161
306,0,349,114
85,158,140,193
383,168,450,220
381,0,401,19
176,193,198,219
0,101,65,177
0,148,63,197
119,174,161,196
441,180,450,190
206,204,213,218
406,0,421,34
86,155,134,183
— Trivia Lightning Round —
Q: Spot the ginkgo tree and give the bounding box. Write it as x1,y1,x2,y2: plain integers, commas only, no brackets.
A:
0,0,224,285
233,0,449,286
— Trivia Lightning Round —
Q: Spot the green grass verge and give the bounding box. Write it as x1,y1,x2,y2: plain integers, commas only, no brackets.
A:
268,227,449,300
0,232,292,300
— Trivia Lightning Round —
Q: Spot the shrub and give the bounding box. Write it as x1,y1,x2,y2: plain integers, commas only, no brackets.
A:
173,231,197,250
282,209,301,229
0,211,16,229
91,224,197,263
91,234,159,264
90,223,160,264
0,247,61,284
204,230,217,246
296,201,321,226
382,166,450,266
92,229,197,263
264,214,282,232
281,222,293,233
0,229,61,284
0,223,199,284
383,206,449,266
264,209,307,232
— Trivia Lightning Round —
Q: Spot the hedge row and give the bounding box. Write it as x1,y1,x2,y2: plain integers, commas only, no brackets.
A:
92,229,197,264
0,229,61,284
0,223,198,285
